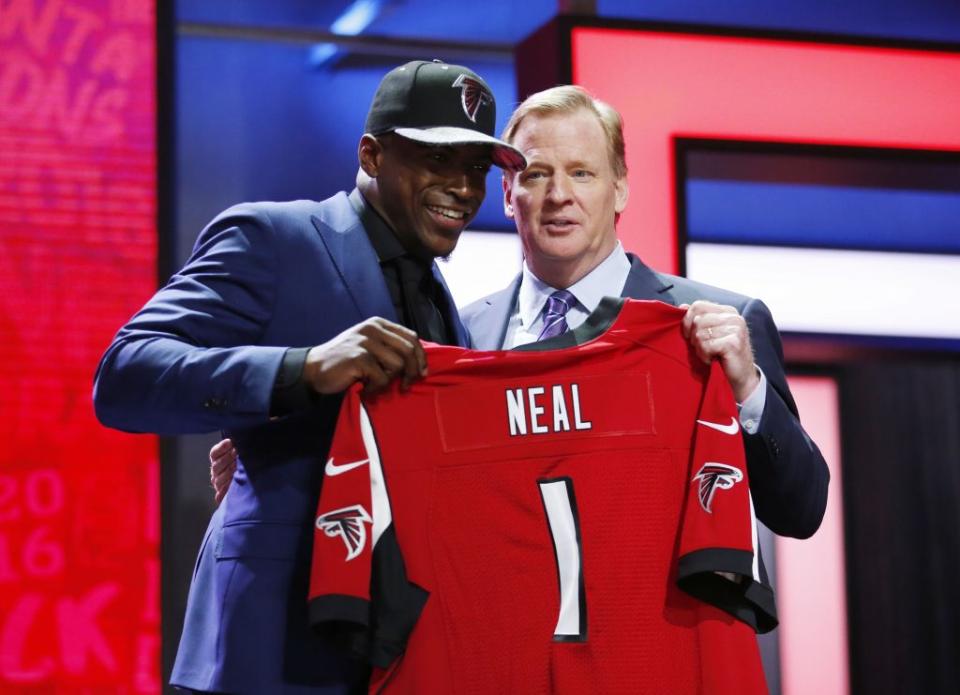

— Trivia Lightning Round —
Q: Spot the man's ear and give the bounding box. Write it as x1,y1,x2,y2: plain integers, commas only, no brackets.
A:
614,175,629,214
358,134,383,177
503,174,515,219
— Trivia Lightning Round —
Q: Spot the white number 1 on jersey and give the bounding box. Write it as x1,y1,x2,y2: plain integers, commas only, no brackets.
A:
538,477,587,642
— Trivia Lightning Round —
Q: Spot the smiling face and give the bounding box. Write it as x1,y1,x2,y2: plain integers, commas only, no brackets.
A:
504,108,628,288
358,133,492,260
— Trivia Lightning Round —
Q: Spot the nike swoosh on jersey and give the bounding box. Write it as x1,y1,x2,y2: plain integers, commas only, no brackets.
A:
696,417,740,435
324,457,370,476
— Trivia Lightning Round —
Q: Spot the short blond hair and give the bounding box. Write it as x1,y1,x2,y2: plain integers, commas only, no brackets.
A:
502,85,627,179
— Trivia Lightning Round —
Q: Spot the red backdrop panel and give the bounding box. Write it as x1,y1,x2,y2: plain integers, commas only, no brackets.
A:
777,376,847,695
0,0,158,691
571,28,960,273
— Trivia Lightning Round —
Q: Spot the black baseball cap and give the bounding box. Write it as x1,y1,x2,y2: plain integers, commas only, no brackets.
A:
364,60,526,171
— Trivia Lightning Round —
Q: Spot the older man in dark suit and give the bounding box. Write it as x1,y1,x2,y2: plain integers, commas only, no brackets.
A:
460,86,828,539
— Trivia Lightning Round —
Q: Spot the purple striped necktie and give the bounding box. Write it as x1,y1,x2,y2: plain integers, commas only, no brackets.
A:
537,289,576,341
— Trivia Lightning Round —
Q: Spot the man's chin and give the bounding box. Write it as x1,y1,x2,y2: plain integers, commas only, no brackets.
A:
432,239,461,260
422,229,462,260
532,239,587,262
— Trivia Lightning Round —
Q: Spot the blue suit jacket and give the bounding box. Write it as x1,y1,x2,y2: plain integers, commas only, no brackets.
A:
94,193,467,693
460,254,829,539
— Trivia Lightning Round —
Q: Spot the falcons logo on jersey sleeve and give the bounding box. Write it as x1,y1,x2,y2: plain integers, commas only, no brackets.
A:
316,505,372,561
452,74,492,123
692,463,744,513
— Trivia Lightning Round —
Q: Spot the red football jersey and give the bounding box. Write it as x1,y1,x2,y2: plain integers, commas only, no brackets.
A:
309,298,775,694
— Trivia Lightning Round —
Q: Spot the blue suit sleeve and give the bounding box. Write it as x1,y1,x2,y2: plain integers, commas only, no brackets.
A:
93,207,289,435
741,298,830,538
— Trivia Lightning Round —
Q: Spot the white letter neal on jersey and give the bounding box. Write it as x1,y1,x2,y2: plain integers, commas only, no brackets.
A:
506,383,592,437
316,505,372,561
692,463,743,513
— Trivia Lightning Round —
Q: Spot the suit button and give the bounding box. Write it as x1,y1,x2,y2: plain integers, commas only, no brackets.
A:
204,398,225,409
769,436,781,458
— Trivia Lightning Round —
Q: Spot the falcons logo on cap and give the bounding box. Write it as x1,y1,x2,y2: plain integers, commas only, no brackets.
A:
452,74,492,123
316,505,372,561
692,463,743,513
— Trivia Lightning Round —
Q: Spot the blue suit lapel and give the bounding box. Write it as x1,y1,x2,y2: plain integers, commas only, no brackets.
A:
621,253,677,305
311,193,397,323
311,192,470,347
469,274,521,350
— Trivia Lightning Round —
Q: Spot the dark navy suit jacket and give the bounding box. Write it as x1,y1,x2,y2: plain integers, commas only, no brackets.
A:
94,193,467,693
460,254,829,539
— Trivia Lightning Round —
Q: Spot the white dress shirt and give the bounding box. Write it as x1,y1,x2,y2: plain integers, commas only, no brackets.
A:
502,242,766,433
505,242,632,349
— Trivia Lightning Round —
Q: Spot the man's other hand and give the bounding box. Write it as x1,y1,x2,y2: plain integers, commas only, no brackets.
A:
210,439,238,504
303,317,428,396
681,300,761,403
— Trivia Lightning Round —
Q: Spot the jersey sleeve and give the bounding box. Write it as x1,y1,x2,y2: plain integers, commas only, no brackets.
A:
308,385,428,668
676,361,778,633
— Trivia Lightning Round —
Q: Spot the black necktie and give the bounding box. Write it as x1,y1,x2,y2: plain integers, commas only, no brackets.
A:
393,256,448,344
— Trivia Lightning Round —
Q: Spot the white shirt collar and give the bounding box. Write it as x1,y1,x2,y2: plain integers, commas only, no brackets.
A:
517,242,631,330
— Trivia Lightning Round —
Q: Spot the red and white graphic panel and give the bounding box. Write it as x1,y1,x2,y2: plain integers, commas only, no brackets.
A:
0,0,159,691
571,28,960,275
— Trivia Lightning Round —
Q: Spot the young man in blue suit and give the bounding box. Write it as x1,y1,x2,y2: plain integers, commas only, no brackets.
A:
93,60,525,694
460,86,829,539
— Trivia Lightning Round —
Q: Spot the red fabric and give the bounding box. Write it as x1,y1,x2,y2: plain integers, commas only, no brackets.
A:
311,300,769,694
